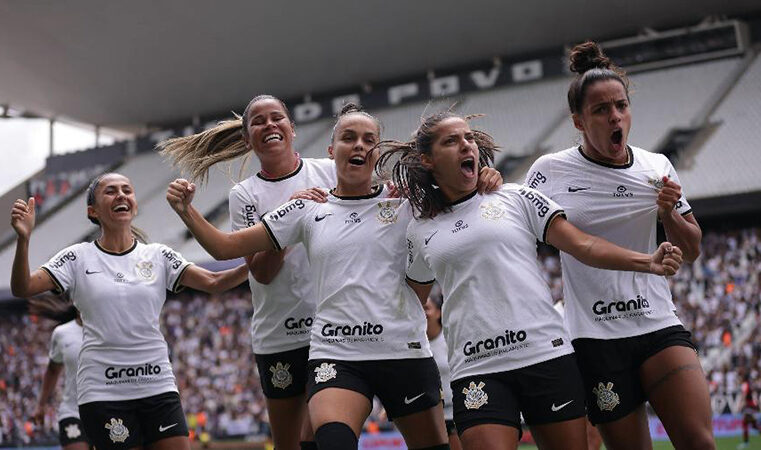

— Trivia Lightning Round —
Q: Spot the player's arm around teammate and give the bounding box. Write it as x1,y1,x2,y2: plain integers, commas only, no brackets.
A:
378,111,682,450
11,173,248,450
525,41,713,450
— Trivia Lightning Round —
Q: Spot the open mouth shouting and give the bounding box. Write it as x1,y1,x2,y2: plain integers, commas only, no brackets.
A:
263,133,283,144
348,155,367,166
610,127,624,152
460,156,476,179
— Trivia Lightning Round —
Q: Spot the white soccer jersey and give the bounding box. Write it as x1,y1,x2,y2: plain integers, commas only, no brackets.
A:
525,145,689,340
406,185,574,382
262,186,431,362
48,320,83,420
41,240,191,404
229,158,336,354
429,332,453,421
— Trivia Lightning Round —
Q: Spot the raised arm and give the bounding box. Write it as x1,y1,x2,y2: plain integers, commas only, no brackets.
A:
546,216,682,276
10,198,56,297
167,179,274,260
657,176,701,262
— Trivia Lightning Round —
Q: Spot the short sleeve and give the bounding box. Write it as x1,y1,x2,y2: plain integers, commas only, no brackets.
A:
665,159,692,216
40,245,81,295
515,186,565,244
405,226,435,285
229,184,260,232
261,199,311,251
524,155,554,198
157,245,193,293
48,328,63,363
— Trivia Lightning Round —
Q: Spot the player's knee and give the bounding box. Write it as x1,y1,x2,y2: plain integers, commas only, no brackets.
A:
673,428,715,450
314,422,357,450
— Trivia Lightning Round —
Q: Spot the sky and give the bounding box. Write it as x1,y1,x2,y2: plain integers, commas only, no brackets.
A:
0,118,115,197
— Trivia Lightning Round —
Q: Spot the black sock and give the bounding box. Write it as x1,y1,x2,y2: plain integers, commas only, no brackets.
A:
300,441,318,450
314,422,357,450
411,445,450,450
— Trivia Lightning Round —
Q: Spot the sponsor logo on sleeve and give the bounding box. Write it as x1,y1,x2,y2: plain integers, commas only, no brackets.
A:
518,187,550,217
526,170,547,189
50,251,77,269
592,295,651,321
244,204,257,227
268,199,305,222
161,248,183,270
463,329,529,363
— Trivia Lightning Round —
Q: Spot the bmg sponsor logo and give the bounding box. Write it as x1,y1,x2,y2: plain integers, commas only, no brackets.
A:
592,295,651,321
268,199,305,222
161,248,183,270
284,317,313,336
105,363,161,385
244,204,257,227
526,170,547,189
518,187,550,218
50,251,77,269
463,329,529,363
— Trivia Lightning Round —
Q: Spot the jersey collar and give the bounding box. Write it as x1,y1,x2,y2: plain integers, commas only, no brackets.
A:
329,184,384,200
448,189,478,207
94,238,138,256
256,159,304,182
577,145,634,169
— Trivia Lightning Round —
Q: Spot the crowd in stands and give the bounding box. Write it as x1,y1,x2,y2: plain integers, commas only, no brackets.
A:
1,227,759,446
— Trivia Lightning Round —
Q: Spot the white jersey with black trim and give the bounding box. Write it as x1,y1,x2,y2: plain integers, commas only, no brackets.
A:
525,145,690,340
229,158,336,354
406,185,574,382
41,240,192,404
48,320,83,420
429,332,453,421
262,185,431,362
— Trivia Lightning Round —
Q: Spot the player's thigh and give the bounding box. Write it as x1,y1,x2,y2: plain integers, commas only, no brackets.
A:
595,404,652,450
459,424,519,450
530,417,588,450
266,395,310,449
394,403,448,448
306,359,373,436
451,373,520,450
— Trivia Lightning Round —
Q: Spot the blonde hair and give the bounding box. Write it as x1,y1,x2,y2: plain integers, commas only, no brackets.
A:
157,95,292,183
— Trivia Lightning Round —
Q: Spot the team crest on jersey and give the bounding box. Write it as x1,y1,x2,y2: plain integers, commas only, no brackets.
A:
105,418,129,443
269,362,293,389
376,201,398,224
136,261,155,280
647,177,664,190
480,201,506,220
592,382,620,412
65,423,82,439
314,362,337,383
462,381,488,410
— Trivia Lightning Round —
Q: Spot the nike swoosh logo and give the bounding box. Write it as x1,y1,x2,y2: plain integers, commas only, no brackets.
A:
315,213,332,222
424,231,438,245
159,423,178,432
85,269,101,275
404,393,425,404
551,400,574,412
567,186,591,192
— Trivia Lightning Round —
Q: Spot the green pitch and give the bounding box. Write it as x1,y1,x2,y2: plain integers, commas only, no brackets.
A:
518,435,749,449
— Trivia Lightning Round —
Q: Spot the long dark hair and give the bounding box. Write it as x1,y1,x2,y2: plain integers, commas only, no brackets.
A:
566,41,630,115
85,173,149,243
375,111,498,219
27,294,78,324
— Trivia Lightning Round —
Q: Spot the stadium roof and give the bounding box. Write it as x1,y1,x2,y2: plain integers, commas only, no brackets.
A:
1,0,759,130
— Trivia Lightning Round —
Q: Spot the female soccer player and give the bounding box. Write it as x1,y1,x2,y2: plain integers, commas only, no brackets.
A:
29,295,89,450
378,110,683,450
424,289,461,450
166,104,502,450
524,41,713,450
11,173,249,450
159,95,336,450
